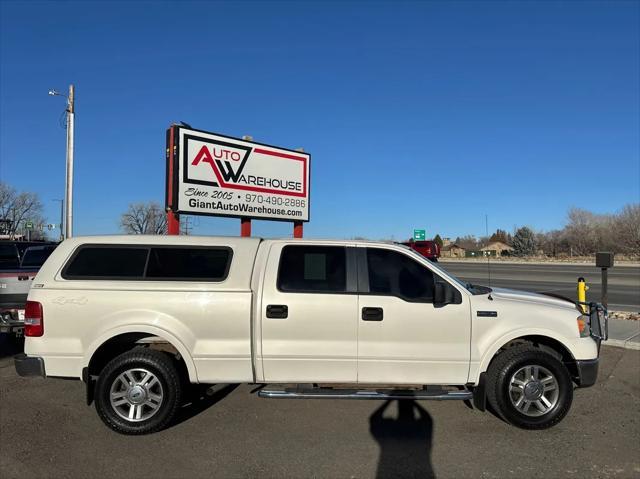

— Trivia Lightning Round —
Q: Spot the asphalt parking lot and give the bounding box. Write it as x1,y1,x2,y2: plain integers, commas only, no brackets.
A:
1,342,638,479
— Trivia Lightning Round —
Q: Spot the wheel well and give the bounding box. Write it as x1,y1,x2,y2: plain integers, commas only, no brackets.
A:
488,335,578,378
88,333,190,382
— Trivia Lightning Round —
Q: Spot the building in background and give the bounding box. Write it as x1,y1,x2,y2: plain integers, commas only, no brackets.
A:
441,243,466,258
480,241,514,257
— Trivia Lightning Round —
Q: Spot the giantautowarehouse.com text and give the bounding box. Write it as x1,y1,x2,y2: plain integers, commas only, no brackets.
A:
188,199,303,218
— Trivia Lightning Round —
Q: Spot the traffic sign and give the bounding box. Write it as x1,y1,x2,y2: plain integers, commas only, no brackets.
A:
25,222,34,230
413,229,426,241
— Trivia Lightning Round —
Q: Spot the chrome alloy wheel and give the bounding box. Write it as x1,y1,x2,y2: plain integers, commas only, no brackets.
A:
109,368,164,422
508,365,559,417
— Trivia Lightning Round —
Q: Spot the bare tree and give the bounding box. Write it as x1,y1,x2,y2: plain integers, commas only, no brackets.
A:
536,229,568,257
0,182,45,239
454,235,479,250
448,204,638,258
522,204,639,256
120,202,167,235
489,229,510,245
615,204,640,254
564,208,601,255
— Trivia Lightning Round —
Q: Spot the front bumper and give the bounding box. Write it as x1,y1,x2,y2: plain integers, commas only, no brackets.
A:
575,358,599,388
14,353,45,377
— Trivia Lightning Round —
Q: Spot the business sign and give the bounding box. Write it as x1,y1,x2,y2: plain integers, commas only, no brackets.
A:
166,126,310,222
413,229,426,241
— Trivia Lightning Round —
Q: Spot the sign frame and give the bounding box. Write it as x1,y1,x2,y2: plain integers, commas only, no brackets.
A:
166,125,311,223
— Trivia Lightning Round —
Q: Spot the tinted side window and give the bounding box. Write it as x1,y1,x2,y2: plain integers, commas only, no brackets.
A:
278,246,346,293
146,247,231,280
63,247,148,279
0,244,19,269
21,246,56,268
367,248,434,302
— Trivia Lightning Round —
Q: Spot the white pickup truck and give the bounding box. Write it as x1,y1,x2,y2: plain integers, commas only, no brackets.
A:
14,235,607,434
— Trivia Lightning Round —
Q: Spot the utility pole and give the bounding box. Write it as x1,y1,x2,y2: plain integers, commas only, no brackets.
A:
485,214,491,286
65,84,75,238
52,199,64,241
49,85,75,239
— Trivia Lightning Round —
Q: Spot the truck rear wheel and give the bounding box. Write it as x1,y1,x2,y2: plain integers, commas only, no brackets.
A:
486,345,573,429
94,348,182,435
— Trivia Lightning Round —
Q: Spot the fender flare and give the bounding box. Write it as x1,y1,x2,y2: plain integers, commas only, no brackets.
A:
83,324,198,383
474,328,576,384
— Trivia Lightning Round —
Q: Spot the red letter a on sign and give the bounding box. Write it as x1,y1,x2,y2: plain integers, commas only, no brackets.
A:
192,145,215,167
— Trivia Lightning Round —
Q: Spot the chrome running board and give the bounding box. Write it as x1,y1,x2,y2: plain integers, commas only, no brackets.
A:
258,387,472,401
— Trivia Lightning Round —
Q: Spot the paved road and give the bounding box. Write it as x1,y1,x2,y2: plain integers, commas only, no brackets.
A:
438,262,640,312
1,346,638,479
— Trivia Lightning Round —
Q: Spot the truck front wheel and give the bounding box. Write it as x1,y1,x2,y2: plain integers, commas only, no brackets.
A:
486,345,573,429
94,348,182,435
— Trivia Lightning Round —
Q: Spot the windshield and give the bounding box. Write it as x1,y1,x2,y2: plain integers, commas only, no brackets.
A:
399,244,492,295
21,247,55,268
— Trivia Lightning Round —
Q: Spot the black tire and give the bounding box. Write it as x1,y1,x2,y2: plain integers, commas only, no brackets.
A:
486,344,573,430
95,348,182,435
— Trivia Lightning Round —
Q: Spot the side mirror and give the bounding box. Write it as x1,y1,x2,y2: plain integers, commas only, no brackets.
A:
434,281,461,308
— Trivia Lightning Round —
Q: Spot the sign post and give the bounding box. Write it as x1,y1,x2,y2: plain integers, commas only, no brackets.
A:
166,125,311,237
166,125,180,235
240,218,252,237
413,229,426,241
596,252,614,309
25,221,33,241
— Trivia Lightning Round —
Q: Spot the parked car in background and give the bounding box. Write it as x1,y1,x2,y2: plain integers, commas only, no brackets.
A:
0,242,21,270
401,239,440,261
1,242,57,335
20,244,58,269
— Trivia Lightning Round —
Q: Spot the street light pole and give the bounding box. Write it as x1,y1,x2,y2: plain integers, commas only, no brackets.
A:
49,85,75,239
52,199,64,241
65,84,75,239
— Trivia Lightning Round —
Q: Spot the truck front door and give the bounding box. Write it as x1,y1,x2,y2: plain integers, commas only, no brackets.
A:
357,246,471,385
260,244,358,383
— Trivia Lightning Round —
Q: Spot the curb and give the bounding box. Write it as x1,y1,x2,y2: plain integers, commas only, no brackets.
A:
603,339,640,351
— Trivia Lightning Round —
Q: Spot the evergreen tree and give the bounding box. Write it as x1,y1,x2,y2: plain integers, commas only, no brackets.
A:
506,232,514,246
512,227,537,256
433,234,443,248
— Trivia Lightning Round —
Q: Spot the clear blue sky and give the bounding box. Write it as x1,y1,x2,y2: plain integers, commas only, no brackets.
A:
1,0,638,240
